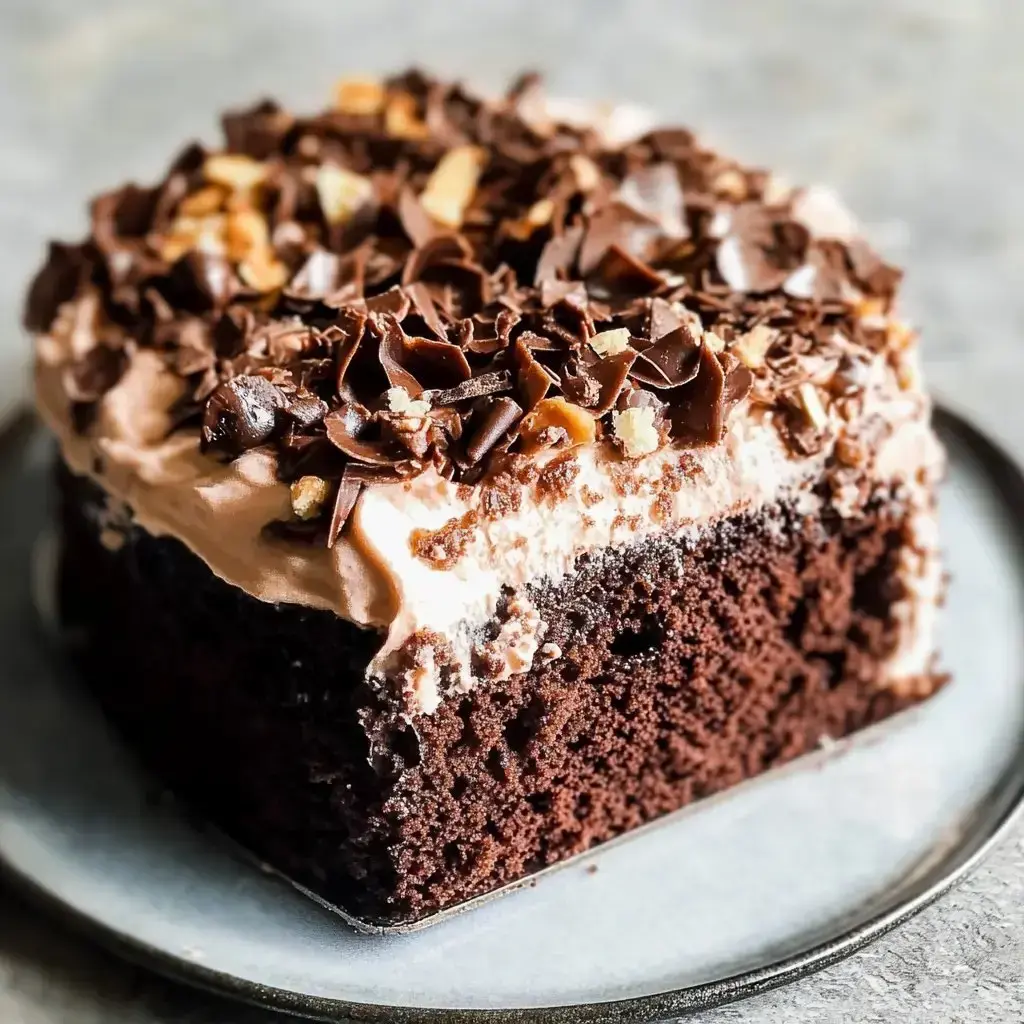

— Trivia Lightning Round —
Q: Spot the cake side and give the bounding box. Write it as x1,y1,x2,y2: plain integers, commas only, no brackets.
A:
58,459,942,924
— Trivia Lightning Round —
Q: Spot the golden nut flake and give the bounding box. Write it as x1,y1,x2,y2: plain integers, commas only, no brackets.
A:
520,397,596,450
224,208,271,261
159,214,227,262
796,381,829,430
504,197,556,240
384,92,429,139
333,77,386,116
290,475,332,520
732,324,777,369
178,185,228,218
420,146,487,230
315,164,374,226
203,153,268,192
589,327,632,357
612,406,660,458
569,154,602,192
239,250,288,292
702,330,725,354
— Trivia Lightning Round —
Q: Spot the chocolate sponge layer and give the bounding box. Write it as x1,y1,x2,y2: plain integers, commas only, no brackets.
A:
57,462,941,926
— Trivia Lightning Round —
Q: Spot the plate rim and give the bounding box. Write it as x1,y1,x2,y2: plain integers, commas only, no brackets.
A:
3,402,1024,1024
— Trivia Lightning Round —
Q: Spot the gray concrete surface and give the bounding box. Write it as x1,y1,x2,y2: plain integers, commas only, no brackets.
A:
1,1,1023,1020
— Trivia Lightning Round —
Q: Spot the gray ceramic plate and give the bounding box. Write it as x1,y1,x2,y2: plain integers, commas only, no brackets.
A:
1,406,1023,1023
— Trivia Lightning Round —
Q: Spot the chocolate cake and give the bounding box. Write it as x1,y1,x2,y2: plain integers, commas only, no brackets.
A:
26,71,945,927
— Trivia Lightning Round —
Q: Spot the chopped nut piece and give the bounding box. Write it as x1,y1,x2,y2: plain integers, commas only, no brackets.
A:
886,319,916,352
539,642,562,662
384,92,429,139
702,330,725,354
290,475,331,520
224,209,271,261
420,146,487,230
160,214,226,262
333,77,386,116
385,386,431,417
894,354,921,392
315,164,374,226
569,154,601,191
178,185,228,218
711,168,748,201
854,297,887,326
762,174,793,205
504,197,556,240
732,324,777,368
612,406,660,458
203,154,268,192
796,382,829,430
238,251,288,292
589,328,632,357
520,397,596,451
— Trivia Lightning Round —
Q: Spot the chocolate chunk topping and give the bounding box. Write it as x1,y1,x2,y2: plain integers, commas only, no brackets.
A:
28,70,907,544
202,376,286,456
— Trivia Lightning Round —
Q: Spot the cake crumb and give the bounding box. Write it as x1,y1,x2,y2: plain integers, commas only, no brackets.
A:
410,510,478,569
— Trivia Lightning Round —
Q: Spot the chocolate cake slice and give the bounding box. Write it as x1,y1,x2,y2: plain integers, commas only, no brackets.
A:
26,71,945,927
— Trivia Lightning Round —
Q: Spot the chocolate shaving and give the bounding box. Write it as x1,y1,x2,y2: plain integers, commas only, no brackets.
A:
328,467,364,547
464,397,523,463
588,349,639,416
424,370,513,406
24,243,92,331
324,403,406,466
514,339,557,411
670,344,726,444
629,325,702,389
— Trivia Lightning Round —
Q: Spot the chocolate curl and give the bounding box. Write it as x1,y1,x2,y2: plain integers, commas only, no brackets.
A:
402,235,473,286
423,370,513,406
23,243,93,332
329,307,369,392
629,325,702,389
405,282,448,340
588,349,639,416
669,344,727,444
513,338,557,411
324,403,408,466
328,467,364,547
371,314,424,395
464,397,523,463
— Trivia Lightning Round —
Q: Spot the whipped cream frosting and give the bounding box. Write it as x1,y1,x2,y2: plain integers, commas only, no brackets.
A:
36,292,944,713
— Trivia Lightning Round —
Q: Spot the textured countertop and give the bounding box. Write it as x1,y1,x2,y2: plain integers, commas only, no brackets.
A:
2,1,1023,1021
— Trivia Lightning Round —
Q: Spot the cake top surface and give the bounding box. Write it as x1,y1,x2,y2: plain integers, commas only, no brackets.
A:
26,70,908,547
